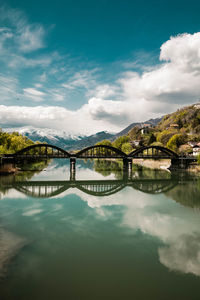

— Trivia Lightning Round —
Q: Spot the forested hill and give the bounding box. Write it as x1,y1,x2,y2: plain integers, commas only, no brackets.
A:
157,103,200,133
0,130,34,154
97,103,200,155
127,103,200,153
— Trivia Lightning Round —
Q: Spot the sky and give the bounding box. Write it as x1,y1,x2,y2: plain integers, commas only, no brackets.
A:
1,0,200,135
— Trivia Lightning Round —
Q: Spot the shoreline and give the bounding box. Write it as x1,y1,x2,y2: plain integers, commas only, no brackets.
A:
132,158,200,173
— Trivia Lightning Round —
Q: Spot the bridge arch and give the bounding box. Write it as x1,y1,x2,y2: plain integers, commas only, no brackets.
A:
76,182,126,196
14,143,71,158
76,145,127,159
131,179,177,194
128,146,179,159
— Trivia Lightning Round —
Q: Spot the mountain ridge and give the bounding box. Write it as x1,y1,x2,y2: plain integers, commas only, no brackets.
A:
3,116,161,150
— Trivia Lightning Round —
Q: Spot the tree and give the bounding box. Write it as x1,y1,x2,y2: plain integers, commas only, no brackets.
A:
121,142,132,154
95,140,112,147
166,134,186,152
112,136,130,150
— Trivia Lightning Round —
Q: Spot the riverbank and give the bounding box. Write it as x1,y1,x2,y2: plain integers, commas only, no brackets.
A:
133,159,171,170
133,158,200,173
0,164,18,174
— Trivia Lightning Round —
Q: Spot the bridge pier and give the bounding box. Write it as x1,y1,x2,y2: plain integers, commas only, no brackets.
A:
123,158,132,180
70,158,76,181
170,158,189,170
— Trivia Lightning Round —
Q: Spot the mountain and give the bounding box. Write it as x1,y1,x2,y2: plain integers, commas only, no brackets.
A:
3,117,161,150
114,117,162,138
4,127,114,151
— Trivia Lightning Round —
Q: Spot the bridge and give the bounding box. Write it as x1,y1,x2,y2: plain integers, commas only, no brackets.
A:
3,144,197,177
5,178,179,198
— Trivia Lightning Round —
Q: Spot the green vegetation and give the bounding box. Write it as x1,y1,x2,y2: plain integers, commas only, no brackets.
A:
166,134,187,152
112,136,130,150
94,160,123,179
95,139,112,147
0,130,34,154
97,103,200,155
197,154,200,165
95,136,133,154
121,142,132,154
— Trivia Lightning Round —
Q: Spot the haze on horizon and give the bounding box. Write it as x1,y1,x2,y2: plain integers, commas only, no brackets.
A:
1,0,200,135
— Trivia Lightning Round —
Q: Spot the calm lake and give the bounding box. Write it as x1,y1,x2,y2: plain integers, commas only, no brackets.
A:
0,159,200,300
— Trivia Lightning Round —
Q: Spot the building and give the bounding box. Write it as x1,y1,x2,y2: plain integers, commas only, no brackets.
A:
188,141,197,147
140,124,152,134
169,123,179,129
130,140,140,147
193,145,200,156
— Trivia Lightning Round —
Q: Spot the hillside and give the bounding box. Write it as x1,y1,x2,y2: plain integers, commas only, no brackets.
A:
114,117,162,138
127,103,200,154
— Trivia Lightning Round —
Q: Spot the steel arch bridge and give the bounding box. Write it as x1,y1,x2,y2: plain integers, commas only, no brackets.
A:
13,143,70,159
128,146,179,159
4,143,195,172
10,143,180,160
76,145,127,159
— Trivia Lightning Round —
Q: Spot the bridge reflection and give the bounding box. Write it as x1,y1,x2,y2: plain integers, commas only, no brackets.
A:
10,177,178,198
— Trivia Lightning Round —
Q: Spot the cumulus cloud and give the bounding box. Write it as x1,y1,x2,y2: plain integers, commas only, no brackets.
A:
1,27,200,134
0,105,121,134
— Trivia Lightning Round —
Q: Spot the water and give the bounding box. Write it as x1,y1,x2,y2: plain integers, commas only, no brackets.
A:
0,159,200,300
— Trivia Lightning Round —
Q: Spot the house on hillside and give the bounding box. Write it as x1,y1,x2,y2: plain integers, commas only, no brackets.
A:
188,141,198,147
140,124,152,134
193,144,200,156
194,103,200,109
130,140,140,147
170,123,179,129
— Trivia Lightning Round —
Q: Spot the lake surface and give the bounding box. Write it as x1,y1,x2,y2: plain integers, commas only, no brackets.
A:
0,159,200,300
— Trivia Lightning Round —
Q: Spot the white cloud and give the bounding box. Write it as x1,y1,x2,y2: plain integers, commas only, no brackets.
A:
0,6,45,53
0,73,19,103
7,54,52,69
62,69,98,90
17,24,45,52
23,88,46,102
0,105,121,134
1,27,200,134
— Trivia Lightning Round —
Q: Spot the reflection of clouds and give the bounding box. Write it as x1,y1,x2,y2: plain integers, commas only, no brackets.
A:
2,163,200,277
23,208,43,216
159,233,200,276
62,187,200,277
30,160,116,181
0,229,25,278
22,202,43,217
0,188,27,200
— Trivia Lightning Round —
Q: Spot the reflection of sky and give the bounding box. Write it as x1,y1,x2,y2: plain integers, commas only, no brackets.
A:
1,162,200,278
29,159,117,181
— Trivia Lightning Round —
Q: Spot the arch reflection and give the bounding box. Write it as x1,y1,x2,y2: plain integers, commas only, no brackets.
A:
11,177,179,198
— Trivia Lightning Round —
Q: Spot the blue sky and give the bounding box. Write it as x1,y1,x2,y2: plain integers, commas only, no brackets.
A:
1,0,200,134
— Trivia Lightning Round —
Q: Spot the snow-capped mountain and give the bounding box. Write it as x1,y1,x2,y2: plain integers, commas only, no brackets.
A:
4,126,114,150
